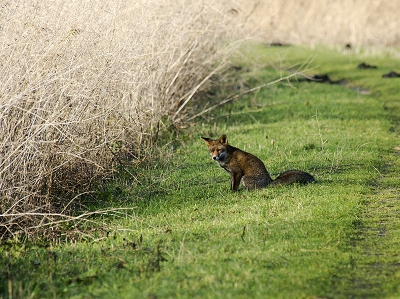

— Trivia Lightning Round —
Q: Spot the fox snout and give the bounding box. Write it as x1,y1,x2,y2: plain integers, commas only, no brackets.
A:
210,151,226,161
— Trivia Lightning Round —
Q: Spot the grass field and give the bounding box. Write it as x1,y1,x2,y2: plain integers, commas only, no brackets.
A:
2,44,400,298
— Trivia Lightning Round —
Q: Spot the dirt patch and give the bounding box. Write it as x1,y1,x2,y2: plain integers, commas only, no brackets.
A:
382,71,400,78
357,62,377,69
299,74,346,85
297,73,372,95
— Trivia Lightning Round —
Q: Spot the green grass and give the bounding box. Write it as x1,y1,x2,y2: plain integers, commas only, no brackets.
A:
2,44,400,299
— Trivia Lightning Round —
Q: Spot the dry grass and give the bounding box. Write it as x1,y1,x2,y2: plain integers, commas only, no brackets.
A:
241,0,400,48
0,0,243,239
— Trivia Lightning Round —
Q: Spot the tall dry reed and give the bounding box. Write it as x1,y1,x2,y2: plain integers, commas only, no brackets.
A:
242,0,400,47
0,0,242,239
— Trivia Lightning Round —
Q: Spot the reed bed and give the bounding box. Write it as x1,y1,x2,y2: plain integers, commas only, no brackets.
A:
0,0,241,239
244,0,400,48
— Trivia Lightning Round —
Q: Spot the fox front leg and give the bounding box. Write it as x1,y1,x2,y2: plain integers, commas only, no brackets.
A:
230,172,242,191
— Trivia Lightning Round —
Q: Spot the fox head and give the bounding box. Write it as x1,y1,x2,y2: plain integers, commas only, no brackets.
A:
201,135,229,162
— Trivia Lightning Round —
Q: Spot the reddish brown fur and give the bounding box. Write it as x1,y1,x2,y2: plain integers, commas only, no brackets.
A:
201,135,315,191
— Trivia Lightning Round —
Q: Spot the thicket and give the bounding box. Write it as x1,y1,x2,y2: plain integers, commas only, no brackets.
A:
0,0,241,239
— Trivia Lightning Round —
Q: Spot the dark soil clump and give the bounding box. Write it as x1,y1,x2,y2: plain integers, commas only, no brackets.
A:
382,71,400,78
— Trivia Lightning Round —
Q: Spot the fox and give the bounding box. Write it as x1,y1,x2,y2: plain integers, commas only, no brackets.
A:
201,135,315,191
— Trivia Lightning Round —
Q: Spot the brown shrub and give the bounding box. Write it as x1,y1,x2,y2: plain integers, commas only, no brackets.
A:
0,0,242,239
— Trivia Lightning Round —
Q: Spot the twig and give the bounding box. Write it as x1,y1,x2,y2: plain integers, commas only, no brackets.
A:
188,71,305,121
172,61,227,120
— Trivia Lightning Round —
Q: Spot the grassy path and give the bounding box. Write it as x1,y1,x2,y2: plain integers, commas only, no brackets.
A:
327,138,400,298
202,44,400,298
271,45,400,298
1,44,400,298
317,51,400,297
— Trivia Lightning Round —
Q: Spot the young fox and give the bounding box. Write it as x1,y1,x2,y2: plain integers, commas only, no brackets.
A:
201,135,315,191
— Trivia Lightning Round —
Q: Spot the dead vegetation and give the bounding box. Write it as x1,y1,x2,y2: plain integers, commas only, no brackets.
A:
242,0,400,48
0,0,242,239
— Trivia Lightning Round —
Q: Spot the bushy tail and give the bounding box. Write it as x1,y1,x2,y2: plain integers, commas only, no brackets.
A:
271,170,315,185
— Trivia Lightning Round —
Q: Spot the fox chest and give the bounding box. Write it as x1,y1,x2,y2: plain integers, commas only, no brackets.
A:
216,160,231,173
218,160,242,175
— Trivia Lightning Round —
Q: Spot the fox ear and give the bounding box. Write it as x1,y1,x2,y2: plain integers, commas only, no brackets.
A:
219,135,228,145
201,137,213,145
